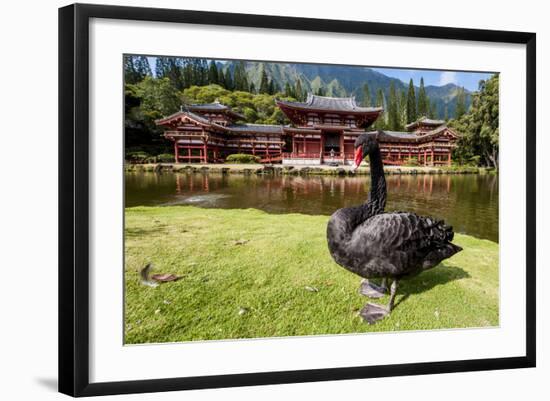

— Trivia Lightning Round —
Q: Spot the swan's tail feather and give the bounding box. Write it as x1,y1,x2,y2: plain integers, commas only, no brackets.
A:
426,218,455,244
419,218,462,270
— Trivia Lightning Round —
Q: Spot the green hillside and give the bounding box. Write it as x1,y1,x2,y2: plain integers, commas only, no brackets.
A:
222,60,472,118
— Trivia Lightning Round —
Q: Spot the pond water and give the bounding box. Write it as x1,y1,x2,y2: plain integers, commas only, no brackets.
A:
125,172,499,243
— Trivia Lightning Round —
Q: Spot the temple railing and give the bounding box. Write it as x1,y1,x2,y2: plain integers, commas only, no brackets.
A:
322,152,354,161
283,152,321,159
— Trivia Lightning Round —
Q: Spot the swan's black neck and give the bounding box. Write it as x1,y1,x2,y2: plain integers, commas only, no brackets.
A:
365,147,386,216
326,145,387,262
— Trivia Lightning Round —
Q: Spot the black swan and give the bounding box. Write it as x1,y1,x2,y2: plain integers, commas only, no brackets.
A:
326,133,462,324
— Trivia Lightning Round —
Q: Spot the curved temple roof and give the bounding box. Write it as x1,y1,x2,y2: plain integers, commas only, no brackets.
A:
185,101,245,120
405,116,446,130
276,94,383,114
377,127,459,143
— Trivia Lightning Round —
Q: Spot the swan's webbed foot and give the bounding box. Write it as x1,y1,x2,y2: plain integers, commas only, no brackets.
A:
359,279,399,325
359,303,389,324
359,278,387,299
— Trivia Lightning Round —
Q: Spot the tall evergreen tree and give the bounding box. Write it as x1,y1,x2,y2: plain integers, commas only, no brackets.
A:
182,59,194,89
373,88,386,130
223,67,233,90
294,79,304,101
154,57,168,79
417,77,428,117
315,86,325,96
406,78,417,123
399,90,407,129
249,82,256,93
155,57,184,89
455,87,467,119
284,82,295,98
131,56,152,81
207,60,219,85
124,55,144,84
259,68,269,94
218,69,225,88
268,79,277,95
193,59,208,86
429,100,438,119
362,82,371,106
387,81,400,131
233,61,249,91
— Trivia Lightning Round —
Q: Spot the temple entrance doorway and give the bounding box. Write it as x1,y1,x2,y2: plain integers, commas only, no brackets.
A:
324,133,341,154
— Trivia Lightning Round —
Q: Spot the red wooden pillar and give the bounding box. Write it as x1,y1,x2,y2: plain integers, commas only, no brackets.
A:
203,140,208,164
431,147,434,167
320,134,325,163
174,141,179,163
424,149,427,166
448,150,452,166
339,132,345,161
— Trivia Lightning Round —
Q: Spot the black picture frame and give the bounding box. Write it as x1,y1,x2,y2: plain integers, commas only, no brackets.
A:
59,3,536,397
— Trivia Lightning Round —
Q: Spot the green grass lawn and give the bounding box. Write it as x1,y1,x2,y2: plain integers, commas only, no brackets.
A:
124,206,499,344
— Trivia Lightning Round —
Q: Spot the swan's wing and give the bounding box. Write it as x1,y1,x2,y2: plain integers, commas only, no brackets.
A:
351,212,456,274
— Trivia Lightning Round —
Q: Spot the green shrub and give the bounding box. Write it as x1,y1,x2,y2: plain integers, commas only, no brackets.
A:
126,151,150,164
156,153,175,163
225,154,261,164
403,157,419,167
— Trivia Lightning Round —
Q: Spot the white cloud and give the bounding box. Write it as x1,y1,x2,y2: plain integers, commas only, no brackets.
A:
439,71,458,86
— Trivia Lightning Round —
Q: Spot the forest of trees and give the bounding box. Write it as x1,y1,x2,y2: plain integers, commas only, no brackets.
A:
124,55,496,167
448,75,499,168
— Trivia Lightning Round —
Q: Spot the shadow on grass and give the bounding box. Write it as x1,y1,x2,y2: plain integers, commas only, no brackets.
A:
394,264,470,309
125,225,169,239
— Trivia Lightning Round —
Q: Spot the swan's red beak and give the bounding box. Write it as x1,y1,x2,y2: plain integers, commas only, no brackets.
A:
353,145,363,170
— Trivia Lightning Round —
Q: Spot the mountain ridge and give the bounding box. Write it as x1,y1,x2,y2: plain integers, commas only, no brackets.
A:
222,60,474,119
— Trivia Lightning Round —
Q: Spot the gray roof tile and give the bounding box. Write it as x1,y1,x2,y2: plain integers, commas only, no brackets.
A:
186,101,229,111
277,94,383,113
405,116,446,129
227,124,283,134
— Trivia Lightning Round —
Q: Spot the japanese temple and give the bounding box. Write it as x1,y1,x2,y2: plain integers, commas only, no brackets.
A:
156,94,459,166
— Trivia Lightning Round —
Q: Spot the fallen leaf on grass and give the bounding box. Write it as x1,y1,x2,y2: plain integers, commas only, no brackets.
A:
304,286,319,292
151,273,181,282
238,307,249,316
140,263,181,286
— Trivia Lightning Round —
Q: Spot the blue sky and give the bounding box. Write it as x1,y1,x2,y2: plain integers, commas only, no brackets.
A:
372,68,495,91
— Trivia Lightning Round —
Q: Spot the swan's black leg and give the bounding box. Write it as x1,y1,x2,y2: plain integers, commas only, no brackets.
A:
359,279,398,324
387,279,398,311
359,278,387,298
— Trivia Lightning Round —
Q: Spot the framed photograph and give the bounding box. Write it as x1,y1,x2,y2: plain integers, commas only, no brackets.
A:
58,3,536,397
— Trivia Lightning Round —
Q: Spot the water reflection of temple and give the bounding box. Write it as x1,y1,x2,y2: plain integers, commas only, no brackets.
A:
172,173,457,200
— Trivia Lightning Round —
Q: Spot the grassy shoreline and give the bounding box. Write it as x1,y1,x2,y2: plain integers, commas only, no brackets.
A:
125,162,496,176
125,206,499,344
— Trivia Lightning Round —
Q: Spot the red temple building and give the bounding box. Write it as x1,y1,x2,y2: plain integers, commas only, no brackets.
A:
156,94,459,166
